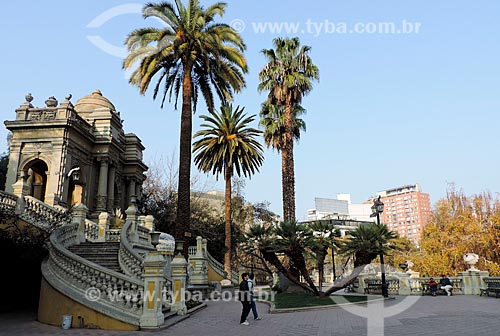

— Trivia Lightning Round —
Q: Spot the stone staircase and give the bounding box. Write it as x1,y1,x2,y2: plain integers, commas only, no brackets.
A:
68,242,121,273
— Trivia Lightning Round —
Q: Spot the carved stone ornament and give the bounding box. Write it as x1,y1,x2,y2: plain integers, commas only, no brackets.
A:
45,96,58,107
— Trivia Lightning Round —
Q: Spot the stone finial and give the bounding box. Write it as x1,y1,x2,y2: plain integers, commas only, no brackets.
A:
25,93,33,103
45,96,58,107
464,253,479,271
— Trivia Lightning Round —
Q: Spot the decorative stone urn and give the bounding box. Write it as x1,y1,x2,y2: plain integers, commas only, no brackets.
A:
45,96,58,107
463,253,479,271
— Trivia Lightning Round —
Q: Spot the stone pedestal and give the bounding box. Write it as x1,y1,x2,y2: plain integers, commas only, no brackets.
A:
140,251,166,328
73,203,89,244
125,201,138,243
144,215,154,231
459,270,489,295
12,171,30,198
189,236,208,286
97,212,110,242
397,272,412,295
171,254,188,316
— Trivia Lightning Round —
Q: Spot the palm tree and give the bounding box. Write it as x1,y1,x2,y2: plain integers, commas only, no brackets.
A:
258,37,319,223
259,102,306,151
273,221,319,295
322,223,399,296
307,220,340,293
123,0,247,258
192,104,264,278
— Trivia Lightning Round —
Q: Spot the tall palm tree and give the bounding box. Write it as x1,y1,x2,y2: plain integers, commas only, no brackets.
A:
123,0,247,258
192,104,264,277
258,37,319,223
322,223,399,296
259,102,306,151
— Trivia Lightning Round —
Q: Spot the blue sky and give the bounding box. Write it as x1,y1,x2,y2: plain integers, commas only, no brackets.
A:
1,1,499,220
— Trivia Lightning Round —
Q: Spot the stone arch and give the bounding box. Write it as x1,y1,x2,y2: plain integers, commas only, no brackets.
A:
23,159,49,201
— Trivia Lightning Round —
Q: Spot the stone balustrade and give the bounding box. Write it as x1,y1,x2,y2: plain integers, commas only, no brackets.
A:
0,190,18,213
118,223,144,279
43,222,145,326
105,228,121,242
20,195,70,231
84,219,100,241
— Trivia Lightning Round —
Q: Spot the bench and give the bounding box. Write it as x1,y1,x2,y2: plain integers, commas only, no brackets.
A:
480,280,500,298
421,283,449,296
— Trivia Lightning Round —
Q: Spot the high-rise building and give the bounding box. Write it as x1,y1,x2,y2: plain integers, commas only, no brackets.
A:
367,184,432,244
307,195,374,222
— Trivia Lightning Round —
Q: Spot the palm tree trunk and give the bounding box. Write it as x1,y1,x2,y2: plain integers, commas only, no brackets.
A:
176,63,193,259
224,165,232,278
281,151,287,223
282,99,296,222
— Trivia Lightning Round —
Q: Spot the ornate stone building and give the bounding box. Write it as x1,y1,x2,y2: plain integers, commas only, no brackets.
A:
4,90,147,216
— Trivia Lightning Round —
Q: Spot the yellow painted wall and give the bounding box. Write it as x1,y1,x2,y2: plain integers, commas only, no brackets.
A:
207,265,224,282
38,278,138,331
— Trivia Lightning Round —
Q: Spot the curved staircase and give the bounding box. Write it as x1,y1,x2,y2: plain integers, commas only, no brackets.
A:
0,191,175,330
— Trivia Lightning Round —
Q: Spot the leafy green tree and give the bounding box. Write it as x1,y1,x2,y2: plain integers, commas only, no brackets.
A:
193,104,264,277
124,0,247,258
258,37,319,222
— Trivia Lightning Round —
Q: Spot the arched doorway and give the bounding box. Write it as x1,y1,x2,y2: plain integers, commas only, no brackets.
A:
26,159,48,202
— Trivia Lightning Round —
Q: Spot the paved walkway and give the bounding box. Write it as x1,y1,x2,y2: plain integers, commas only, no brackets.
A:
1,294,500,336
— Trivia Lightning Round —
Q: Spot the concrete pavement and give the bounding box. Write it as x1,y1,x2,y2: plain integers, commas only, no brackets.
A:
1,294,500,336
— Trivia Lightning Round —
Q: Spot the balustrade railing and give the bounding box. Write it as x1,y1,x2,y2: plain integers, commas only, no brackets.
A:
20,196,70,231
106,228,121,242
188,246,197,256
0,190,18,213
408,277,463,295
137,225,151,247
118,220,144,279
43,222,145,326
205,250,239,283
84,219,100,241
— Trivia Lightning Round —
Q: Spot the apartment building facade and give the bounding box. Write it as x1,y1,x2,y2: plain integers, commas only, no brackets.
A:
369,184,432,244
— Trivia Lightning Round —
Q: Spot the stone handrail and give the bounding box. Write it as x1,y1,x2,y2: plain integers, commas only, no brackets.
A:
20,195,70,231
84,219,100,241
106,228,121,242
0,190,18,213
119,219,144,279
137,225,151,247
205,250,239,283
188,246,197,256
42,222,145,326
408,277,463,295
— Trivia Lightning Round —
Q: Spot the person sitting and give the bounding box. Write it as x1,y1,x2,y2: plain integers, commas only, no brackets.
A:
428,278,438,296
439,274,453,296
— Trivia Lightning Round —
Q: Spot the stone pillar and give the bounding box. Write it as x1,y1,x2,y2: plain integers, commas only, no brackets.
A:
73,203,89,244
171,254,188,316
196,236,203,257
459,270,489,295
140,250,166,328
107,164,115,212
397,272,412,295
145,215,155,231
12,170,30,198
98,212,110,242
202,238,207,256
126,198,139,243
189,236,208,286
5,144,22,194
128,178,136,205
96,159,108,211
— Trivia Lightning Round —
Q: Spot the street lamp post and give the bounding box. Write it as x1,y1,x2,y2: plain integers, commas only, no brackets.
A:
371,196,388,298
